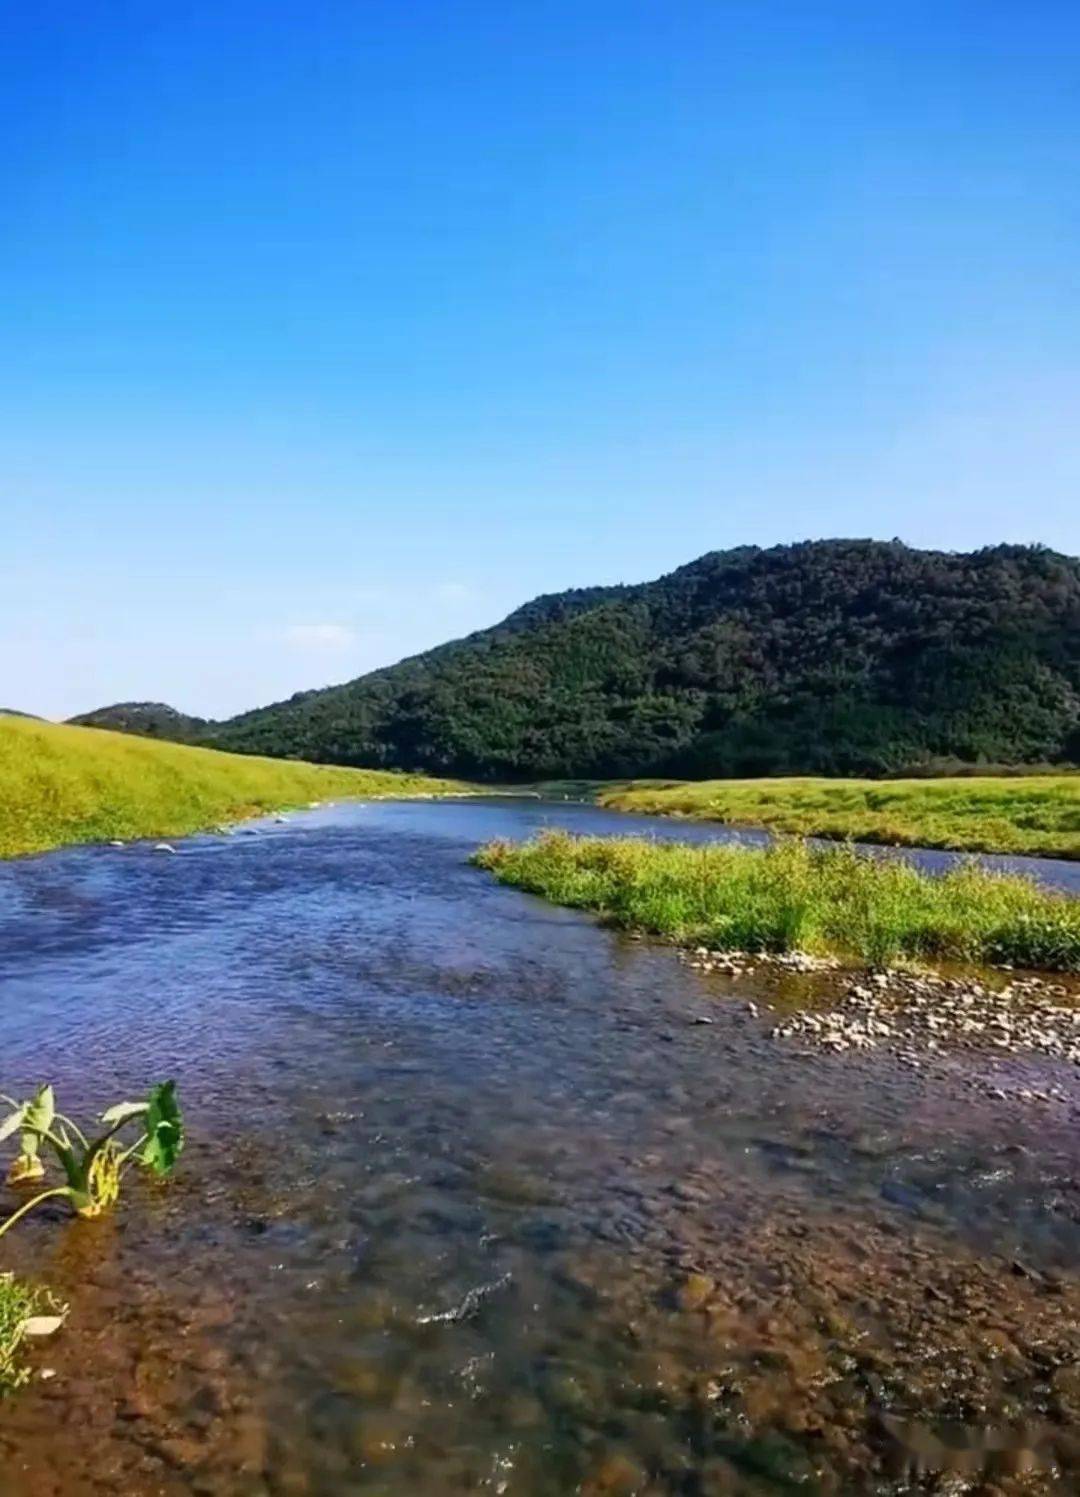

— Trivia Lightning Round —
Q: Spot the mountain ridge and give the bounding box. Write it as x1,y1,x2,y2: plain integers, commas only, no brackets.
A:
72,539,1080,779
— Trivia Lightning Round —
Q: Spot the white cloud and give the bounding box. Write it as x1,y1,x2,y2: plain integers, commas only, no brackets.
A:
280,623,356,648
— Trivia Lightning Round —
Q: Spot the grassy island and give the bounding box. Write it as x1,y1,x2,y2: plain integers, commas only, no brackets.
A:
597,775,1080,861
473,831,1080,971
0,715,467,858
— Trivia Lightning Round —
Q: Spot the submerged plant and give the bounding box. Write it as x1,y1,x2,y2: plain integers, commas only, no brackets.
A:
0,1081,183,1236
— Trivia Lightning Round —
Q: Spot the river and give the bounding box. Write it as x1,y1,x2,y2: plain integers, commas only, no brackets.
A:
1,798,1079,1494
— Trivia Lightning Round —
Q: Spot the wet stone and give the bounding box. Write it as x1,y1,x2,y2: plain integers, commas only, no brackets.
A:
1052,1364,1080,1417
581,1451,650,1493
675,1273,716,1311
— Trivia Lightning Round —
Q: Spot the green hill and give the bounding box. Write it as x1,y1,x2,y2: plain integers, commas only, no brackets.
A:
0,716,465,858
68,700,209,741
74,541,1080,781
203,540,1080,779
68,697,211,739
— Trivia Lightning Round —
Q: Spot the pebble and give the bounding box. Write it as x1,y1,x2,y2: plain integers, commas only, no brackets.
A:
676,1272,716,1310
581,1451,648,1493
680,944,1080,1099
763,963,1080,1088
683,948,837,979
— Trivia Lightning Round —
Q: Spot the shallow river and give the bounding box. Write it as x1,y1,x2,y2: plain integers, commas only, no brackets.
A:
2,799,1080,1495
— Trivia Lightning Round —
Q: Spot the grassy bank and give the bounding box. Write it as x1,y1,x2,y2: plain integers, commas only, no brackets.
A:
0,716,467,858
598,775,1080,860
473,831,1080,971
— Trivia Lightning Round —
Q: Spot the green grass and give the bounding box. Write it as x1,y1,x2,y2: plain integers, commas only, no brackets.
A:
526,779,621,801
473,831,1080,971
597,775,1080,860
0,716,469,859
0,1274,63,1394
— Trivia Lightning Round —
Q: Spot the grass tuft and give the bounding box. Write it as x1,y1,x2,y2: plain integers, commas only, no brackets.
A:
0,1274,63,1395
473,831,1080,971
598,775,1080,860
0,716,468,859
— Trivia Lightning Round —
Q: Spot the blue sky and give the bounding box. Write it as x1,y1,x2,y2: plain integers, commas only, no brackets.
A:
3,1,1079,720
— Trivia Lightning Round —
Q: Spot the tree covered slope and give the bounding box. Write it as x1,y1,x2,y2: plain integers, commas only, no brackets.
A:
201,541,1080,779
68,701,210,741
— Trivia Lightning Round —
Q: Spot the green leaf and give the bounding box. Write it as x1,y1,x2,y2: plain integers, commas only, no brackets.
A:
0,1107,26,1145
21,1084,55,1164
99,1101,147,1127
24,1085,54,1136
138,1082,183,1176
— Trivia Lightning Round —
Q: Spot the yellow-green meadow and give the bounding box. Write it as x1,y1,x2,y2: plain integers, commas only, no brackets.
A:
598,775,1080,860
0,715,467,858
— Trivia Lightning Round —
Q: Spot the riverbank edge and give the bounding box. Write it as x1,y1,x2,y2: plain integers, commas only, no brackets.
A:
548,775,1080,862
1,789,470,862
0,717,477,860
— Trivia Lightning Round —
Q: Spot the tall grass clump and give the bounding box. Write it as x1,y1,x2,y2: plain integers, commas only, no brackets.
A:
472,831,1080,971
0,716,469,858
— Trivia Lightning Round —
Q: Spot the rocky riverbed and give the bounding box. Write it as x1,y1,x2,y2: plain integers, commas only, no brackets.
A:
682,948,1080,1099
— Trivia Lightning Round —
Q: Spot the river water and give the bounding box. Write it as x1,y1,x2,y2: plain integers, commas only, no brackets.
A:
1,799,1080,1495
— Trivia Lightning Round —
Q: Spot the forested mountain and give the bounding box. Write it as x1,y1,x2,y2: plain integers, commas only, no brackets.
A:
196,540,1080,779
68,701,209,742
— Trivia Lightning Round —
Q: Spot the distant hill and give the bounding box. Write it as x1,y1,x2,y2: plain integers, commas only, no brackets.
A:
202,540,1080,779
0,708,42,720
68,701,209,742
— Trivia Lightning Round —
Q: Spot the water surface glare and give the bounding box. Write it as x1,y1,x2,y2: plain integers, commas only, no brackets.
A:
1,799,1080,1495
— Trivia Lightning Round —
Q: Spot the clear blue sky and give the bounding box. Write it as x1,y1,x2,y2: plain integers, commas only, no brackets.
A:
3,1,1079,720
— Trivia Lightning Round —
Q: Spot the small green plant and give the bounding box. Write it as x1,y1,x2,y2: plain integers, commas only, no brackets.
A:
0,1081,183,1236
0,1273,66,1394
